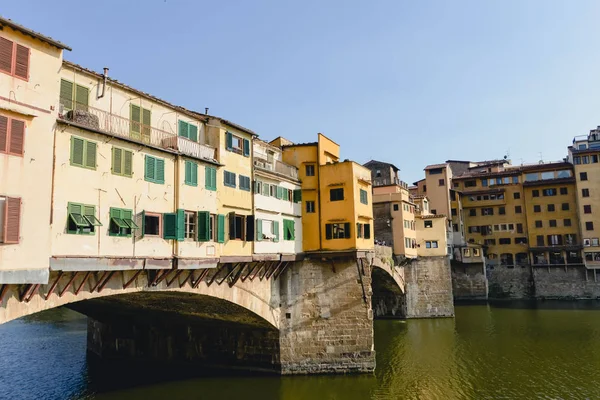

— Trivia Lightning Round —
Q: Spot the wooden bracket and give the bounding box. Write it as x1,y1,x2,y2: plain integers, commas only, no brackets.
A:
44,271,64,300
123,270,143,289
74,271,91,295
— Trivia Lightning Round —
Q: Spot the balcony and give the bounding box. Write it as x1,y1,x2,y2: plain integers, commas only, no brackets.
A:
254,158,298,180
58,101,217,163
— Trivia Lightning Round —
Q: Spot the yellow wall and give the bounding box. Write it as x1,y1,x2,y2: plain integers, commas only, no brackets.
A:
416,216,448,257
424,167,451,218
373,189,417,258
317,133,340,166
572,154,600,264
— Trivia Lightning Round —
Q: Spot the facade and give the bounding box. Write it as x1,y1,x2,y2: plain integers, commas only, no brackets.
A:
413,196,449,257
0,18,71,284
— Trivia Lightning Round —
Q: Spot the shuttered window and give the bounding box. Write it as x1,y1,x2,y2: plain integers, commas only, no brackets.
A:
60,79,89,112
239,175,251,191
144,155,165,184
224,171,236,188
67,202,102,235
293,189,302,203
109,207,138,237
70,135,97,169
178,120,199,142
283,219,295,241
360,189,368,205
111,147,133,177
0,115,25,156
205,166,217,191
130,104,151,142
1,196,21,244
0,37,29,80
184,160,198,186
197,211,211,242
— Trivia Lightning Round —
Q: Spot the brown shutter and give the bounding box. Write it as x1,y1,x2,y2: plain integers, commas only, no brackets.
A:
9,119,24,155
14,44,29,79
0,115,7,153
4,197,21,244
0,37,13,73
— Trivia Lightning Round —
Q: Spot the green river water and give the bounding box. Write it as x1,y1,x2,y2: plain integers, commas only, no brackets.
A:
1,302,600,399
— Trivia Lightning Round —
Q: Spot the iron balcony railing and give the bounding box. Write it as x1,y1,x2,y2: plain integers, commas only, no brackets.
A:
58,100,217,162
254,157,298,180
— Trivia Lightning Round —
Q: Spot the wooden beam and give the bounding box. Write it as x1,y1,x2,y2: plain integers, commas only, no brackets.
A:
25,284,40,303
228,263,247,287
274,261,290,281
74,271,91,295
259,262,273,281
265,262,282,280
44,271,64,300
154,269,171,286
19,284,33,302
206,263,227,287
59,272,79,298
89,271,108,292
0,284,8,305
249,262,265,281
241,263,258,282
123,270,143,289
97,271,115,293
148,269,166,287
179,271,194,288
218,263,240,286
166,270,183,287
192,268,211,289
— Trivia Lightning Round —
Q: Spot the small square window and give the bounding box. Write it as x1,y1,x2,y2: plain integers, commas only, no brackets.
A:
424,220,433,228
515,205,522,214
580,172,588,181
564,219,571,227
393,204,399,211
584,205,592,214
534,205,541,213
499,207,505,215
532,190,539,197
549,220,557,227
547,204,555,212
469,209,476,216
535,220,543,228
330,188,344,201
143,213,161,236
582,188,590,197
561,203,569,211
306,201,315,213
513,192,521,199
306,165,315,177
560,187,568,195
438,178,445,186
586,221,594,231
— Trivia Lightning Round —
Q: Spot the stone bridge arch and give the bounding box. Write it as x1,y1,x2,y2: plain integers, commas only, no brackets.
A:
370,246,406,318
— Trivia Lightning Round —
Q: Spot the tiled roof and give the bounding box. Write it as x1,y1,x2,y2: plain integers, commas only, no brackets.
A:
0,16,71,50
364,160,400,172
424,163,447,170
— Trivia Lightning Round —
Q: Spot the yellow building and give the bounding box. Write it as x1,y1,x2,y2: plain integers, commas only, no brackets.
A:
0,18,70,284
274,133,374,253
413,196,449,257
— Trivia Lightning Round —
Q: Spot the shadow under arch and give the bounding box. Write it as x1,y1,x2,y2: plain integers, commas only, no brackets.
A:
371,265,406,318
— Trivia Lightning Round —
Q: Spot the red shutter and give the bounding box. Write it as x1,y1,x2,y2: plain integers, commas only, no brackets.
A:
0,37,13,73
14,44,29,79
0,115,7,153
4,197,21,244
9,119,24,155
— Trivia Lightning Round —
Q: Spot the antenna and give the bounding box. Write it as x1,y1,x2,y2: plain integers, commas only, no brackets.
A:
538,152,544,164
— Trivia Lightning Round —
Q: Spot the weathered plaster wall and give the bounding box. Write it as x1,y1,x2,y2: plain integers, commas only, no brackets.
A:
451,262,488,300
404,256,454,318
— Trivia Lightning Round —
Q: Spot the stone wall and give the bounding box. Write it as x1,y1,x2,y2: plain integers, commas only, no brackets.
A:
451,262,488,300
404,256,454,318
487,265,533,299
278,258,375,374
533,266,600,299
373,203,394,247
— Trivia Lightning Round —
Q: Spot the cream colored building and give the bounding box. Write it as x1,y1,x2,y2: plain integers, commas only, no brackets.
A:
0,18,70,284
414,196,449,257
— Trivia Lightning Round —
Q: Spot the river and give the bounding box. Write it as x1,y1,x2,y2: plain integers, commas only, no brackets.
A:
2,303,600,399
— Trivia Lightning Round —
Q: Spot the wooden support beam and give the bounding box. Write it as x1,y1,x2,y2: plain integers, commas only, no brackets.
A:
0,284,8,305
265,262,282,281
58,272,79,298
228,264,246,287
89,271,108,292
192,268,211,289
250,262,265,281
274,261,290,281
206,263,227,287
123,270,143,289
241,263,258,282
19,284,33,302
179,271,194,288
44,271,64,300
148,270,166,287
259,262,273,281
25,284,40,303
166,270,183,287
97,271,115,293
74,271,91,295
218,263,240,286
154,270,171,286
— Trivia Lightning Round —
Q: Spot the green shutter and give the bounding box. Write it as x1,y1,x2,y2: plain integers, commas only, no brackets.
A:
142,108,151,139
71,136,84,166
178,120,189,139
205,166,217,190
156,158,165,184
145,155,155,181
243,139,250,157
184,161,191,185
364,224,371,239
189,124,198,142
293,189,302,203
344,222,351,239
273,220,280,242
85,141,97,169
123,150,133,177
112,147,122,175
226,132,233,150
197,211,210,241
176,209,185,241
60,79,73,110
75,84,89,110
289,220,295,240
130,104,141,135
326,224,332,240
163,213,177,239
110,208,121,219
192,162,198,186
256,219,262,241
217,214,225,243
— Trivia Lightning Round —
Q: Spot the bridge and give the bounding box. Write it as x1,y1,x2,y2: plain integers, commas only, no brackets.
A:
0,247,416,375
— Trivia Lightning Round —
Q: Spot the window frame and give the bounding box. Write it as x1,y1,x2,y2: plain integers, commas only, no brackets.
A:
184,210,197,240
67,202,102,235
109,207,138,237
224,170,236,188
143,212,162,237
330,188,344,202
305,164,316,176
144,155,165,184
111,146,133,178
70,135,97,170
306,200,316,213
0,38,29,81
0,115,26,157
360,189,368,205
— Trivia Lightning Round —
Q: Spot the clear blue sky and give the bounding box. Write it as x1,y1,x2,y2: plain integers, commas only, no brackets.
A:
5,1,600,183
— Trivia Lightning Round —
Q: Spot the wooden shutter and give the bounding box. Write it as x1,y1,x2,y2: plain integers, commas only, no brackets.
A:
188,124,198,142
134,211,145,241
163,212,177,239
357,223,362,238
0,37,13,73
191,162,198,186
8,119,24,156
60,79,74,111
71,136,85,166
156,158,165,183
14,44,28,79
217,214,225,243
123,150,133,177
176,209,185,241
85,140,97,169
289,220,295,240
256,219,262,241
145,155,155,181
212,168,217,189
197,211,210,242
273,220,280,242
325,224,332,240
364,224,371,239
75,85,89,110
344,222,351,239
0,115,7,152
130,104,141,134
112,147,123,174
246,215,255,241
229,212,236,240
141,108,151,138
243,139,250,157
293,189,302,203
184,161,191,185
205,166,213,189
178,120,188,139
4,197,21,244
226,132,233,150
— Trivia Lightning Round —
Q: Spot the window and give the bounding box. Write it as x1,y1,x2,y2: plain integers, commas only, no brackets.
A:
293,189,302,203
423,185,427,192
431,209,437,215
306,201,315,213
393,204,399,211
330,188,344,201
195,212,215,242
229,213,246,240
517,223,523,233
512,176,519,184
0,196,19,243
224,171,236,188
355,223,371,239
283,219,295,241
560,187,568,195
532,190,539,197
536,235,544,246
564,219,571,227
484,239,496,246
184,211,196,239
481,179,488,187
584,205,592,214
515,206,522,214
178,120,198,142
543,188,557,196
473,248,481,256
326,223,351,239
60,79,89,112
375,169,381,177
594,155,599,163
534,205,541,213
424,220,433,228
499,207,505,215
66,202,102,235
515,237,527,244
0,115,25,157
535,220,543,228
451,208,457,216
425,241,438,248
465,180,476,188
109,207,138,237
205,166,217,191
499,238,511,245
438,178,445,186
481,208,494,216
549,220,557,228
226,132,250,157
111,147,133,177
70,136,97,170
144,155,165,184
469,209,476,216
586,222,594,231
526,173,539,182
184,160,198,186
561,203,569,211
306,164,315,176
143,212,161,236
547,234,562,246
256,219,278,242
580,172,588,181
513,192,521,199
239,175,251,191
547,204,555,212
360,189,368,205
0,37,29,80
582,188,590,197
454,182,460,188
129,104,151,141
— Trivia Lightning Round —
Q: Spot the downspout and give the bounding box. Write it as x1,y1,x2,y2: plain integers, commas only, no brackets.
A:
174,154,180,263
98,67,109,99
317,159,323,251
250,136,255,257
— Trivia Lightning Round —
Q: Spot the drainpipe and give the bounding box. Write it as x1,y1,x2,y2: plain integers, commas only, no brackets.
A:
317,158,323,251
174,154,180,263
250,136,255,257
98,67,109,99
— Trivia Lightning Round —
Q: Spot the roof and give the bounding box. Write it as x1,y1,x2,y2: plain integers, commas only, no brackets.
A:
453,169,521,180
424,163,447,170
281,142,318,148
363,160,400,172
519,161,571,172
412,178,426,185
417,214,446,219
0,16,71,50
214,117,257,137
